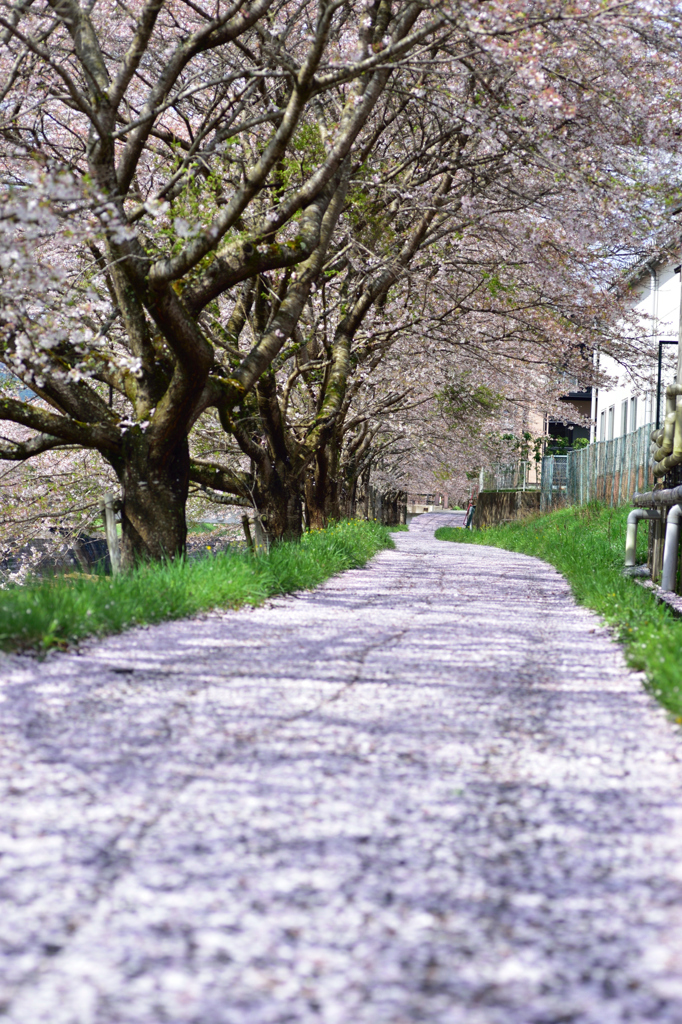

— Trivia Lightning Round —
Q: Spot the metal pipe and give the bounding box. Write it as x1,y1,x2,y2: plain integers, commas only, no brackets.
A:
625,509,660,566
633,485,682,508
661,504,682,591
655,391,682,474
655,338,678,430
657,333,664,429
654,408,677,462
649,382,682,476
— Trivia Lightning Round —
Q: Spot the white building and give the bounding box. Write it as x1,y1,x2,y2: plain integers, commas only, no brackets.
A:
594,251,681,441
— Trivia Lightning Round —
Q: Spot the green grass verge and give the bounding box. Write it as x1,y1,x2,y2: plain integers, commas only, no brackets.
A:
387,523,409,532
436,504,682,718
0,520,393,654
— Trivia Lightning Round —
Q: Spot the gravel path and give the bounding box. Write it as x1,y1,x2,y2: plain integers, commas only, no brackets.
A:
2,513,682,1023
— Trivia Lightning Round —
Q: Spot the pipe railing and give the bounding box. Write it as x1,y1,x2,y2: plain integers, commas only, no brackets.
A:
661,505,682,592
625,508,660,567
632,484,682,508
651,384,682,476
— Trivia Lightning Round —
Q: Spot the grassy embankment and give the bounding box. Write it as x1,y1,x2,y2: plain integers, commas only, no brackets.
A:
436,504,682,716
0,519,393,653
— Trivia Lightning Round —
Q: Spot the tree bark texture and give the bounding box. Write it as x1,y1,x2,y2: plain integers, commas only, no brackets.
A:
115,435,190,567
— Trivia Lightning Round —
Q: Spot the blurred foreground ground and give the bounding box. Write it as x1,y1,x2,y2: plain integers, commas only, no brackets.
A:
1,513,682,1023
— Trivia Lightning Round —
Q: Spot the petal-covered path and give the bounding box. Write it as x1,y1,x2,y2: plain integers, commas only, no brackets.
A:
2,513,682,1023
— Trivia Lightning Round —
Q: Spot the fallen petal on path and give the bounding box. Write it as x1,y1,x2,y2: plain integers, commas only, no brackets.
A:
1,512,681,1023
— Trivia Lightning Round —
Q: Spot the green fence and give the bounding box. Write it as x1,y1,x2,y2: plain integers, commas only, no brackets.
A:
541,424,653,510
479,460,540,492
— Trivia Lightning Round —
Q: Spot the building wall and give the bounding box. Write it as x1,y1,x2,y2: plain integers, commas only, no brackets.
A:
547,395,592,447
594,261,680,441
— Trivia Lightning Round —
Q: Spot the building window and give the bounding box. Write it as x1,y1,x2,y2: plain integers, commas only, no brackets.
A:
608,406,615,441
600,410,605,441
630,396,637,432
621,399,628,436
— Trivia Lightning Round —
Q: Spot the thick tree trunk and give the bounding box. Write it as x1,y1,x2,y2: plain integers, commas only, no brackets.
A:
362,467,371,520
115,435,190,568
368,485,380,522
253,459,303,543
305,476,327,529
305,450,341,529
260,487,303,542
385,490,399,526
347,475,358,518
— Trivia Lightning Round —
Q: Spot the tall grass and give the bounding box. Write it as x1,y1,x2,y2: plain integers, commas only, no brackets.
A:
436,504,682,717
0,519,393,654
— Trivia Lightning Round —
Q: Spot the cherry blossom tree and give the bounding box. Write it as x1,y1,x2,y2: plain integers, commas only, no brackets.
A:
1,0,681,563
0,0,454,564
186,0,682,533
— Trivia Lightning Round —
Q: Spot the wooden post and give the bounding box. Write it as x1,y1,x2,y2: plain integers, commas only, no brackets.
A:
241,513,254,551
253,516,270,554
102,491,121,575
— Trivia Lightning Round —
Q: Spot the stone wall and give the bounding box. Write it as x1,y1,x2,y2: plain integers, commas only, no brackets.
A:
473,490,541,530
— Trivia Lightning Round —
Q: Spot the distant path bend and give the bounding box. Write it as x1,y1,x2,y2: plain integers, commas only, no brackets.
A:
2,513,682,1023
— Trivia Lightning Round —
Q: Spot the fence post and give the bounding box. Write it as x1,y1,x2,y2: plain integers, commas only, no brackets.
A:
541,455,554,511
241,514,254,551
102,491,121,575
253,516,270,553
608,437,615,507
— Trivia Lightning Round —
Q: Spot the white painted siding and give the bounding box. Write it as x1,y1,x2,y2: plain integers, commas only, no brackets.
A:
594,260,680,439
